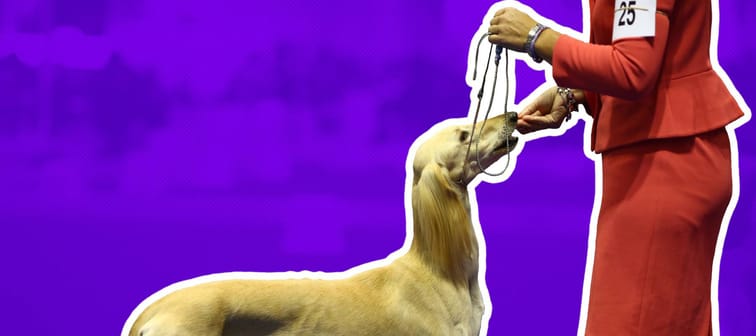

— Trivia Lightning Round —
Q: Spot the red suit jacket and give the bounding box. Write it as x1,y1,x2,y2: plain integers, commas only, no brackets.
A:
552,0,744,153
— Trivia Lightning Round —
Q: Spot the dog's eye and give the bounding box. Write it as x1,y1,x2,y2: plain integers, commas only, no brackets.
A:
459,130,470,142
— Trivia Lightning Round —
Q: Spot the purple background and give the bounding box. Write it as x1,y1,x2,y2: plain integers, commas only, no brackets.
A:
0,1,752,335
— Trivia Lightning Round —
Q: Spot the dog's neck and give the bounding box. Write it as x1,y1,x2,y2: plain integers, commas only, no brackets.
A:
409,167,478,287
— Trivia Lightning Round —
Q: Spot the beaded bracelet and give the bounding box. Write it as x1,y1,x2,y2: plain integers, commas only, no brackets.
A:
525,23,547,63
557,87,578,121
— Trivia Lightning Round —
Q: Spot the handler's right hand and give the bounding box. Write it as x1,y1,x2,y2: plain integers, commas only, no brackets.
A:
517,86,571,134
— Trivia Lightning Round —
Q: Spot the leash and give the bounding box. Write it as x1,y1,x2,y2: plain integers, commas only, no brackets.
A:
461,33,514,183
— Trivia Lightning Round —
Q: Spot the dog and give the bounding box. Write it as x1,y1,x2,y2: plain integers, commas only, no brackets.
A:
125,112,519,336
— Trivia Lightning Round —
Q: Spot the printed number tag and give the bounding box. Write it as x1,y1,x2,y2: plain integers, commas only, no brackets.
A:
612,0,656,42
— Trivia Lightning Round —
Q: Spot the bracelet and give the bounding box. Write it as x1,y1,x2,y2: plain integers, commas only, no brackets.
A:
557,87,578,121
525,23,547,63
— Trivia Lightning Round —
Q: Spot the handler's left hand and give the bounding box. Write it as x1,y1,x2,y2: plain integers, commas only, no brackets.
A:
487,7,537,52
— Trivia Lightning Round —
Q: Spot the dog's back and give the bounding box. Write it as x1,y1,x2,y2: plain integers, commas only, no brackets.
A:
129,257,475,336
128,219,482,336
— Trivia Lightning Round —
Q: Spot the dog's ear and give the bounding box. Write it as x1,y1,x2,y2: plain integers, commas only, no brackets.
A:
411,163,473,286
413,168,422,186
413,161,451,187
431,161,454,192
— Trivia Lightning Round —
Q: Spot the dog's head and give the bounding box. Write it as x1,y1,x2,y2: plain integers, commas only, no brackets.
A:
409,112,518,284
413,112,519,186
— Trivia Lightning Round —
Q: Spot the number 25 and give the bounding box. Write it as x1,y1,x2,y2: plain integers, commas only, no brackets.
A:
619,0,636,26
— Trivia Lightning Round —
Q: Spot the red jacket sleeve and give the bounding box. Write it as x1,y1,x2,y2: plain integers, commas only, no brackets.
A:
552,13,671,101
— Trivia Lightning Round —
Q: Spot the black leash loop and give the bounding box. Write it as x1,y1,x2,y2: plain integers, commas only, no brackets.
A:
461,34,514,182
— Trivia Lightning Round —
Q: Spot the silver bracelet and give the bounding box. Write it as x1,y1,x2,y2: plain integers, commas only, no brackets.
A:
525,23,547,63
557,87,578,121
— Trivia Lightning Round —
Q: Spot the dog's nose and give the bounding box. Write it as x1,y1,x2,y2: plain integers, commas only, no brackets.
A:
506,112,518,124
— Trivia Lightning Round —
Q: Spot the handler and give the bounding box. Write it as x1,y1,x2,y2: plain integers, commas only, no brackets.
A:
487,1,746,335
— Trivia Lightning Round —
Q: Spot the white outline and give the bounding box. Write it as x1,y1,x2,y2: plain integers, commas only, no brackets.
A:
472,1,751,335
708,0,751,334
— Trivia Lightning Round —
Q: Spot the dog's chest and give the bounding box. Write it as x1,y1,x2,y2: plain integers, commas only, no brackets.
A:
389,282,477,334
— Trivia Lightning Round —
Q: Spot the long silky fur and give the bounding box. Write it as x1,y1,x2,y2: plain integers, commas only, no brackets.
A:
410,164,477,287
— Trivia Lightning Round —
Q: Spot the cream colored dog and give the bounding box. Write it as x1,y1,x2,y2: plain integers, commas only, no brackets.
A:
125,112,519,336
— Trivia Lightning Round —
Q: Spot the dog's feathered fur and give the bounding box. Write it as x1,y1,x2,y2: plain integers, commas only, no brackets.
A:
411,162,477,287
126,112,518,336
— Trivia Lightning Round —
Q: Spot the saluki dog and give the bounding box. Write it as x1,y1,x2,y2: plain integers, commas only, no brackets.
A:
125,112,519,336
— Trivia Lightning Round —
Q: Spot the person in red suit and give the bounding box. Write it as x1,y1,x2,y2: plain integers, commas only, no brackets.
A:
488,0,748,335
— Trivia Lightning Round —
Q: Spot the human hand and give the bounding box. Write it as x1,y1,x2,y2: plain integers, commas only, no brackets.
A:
517,87,572,134
487,7,537,52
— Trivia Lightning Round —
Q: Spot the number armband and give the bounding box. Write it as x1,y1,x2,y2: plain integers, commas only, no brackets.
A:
611,0,656,42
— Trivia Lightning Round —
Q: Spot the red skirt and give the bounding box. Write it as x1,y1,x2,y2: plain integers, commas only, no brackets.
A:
586,128,733,336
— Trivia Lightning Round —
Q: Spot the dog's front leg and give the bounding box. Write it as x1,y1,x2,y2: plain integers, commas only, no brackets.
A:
468,276,485,336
